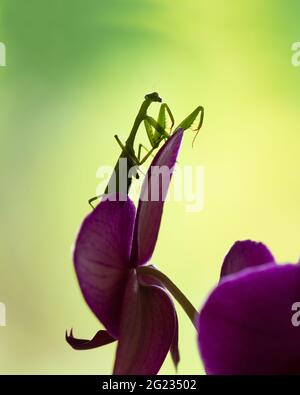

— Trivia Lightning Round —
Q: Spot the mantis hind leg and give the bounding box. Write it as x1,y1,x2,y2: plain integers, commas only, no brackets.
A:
88,194,104,209
114,134,142,169
88,135,140,209
138,145,161,165
137,143,155,163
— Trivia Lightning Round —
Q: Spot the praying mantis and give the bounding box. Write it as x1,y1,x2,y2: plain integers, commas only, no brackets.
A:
89,92,204,207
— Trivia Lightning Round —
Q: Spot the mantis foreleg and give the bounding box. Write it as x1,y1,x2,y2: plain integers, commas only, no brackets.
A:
144,115,169,147
175,106,204,146
155,103,175,139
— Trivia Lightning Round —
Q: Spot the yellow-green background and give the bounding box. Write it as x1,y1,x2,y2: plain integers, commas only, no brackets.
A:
0,0,300,374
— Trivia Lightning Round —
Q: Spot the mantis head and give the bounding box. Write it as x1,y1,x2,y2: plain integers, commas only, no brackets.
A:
145,92,162,103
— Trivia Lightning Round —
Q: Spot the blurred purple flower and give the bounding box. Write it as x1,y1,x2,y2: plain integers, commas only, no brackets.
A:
198,240,300,374
67,130,184,375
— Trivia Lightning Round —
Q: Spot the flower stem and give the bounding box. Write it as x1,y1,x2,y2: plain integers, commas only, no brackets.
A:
136,266,198,329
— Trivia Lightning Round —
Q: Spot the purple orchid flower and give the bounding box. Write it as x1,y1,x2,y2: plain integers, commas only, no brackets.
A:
197,240,300,375
66,130,196,374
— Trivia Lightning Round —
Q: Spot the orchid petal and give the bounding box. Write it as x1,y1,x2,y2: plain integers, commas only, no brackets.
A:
74,195,136,338
220,240,275,279
66,329,116,350
198,263,300,374
113,272,176,375
131,130,184,266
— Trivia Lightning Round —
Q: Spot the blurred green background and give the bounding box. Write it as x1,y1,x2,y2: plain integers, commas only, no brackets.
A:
1,0,300,374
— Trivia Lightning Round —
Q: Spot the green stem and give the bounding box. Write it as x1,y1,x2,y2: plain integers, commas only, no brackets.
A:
136,266,198,329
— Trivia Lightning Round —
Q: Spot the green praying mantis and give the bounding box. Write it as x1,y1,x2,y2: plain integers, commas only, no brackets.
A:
89,92,204,207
